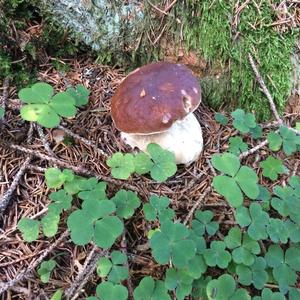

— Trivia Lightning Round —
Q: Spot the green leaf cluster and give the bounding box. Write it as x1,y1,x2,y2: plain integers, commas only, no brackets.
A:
37,259,56,283
19,82,89,128
97,251,128,283
212,153,259,207
107,143,177,182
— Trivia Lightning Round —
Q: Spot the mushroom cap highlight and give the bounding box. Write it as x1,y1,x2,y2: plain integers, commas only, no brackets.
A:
111,62,201,134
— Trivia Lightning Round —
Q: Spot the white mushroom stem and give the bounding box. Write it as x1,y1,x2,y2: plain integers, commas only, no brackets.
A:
121,113,203,165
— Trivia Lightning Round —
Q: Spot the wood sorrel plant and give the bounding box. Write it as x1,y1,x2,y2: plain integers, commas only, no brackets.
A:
16,107,300,300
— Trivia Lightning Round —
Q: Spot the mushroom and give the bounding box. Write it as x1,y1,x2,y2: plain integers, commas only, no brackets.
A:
110,62,203,165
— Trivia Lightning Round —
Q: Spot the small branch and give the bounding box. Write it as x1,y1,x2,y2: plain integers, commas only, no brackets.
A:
183,187,211,225
65,244,100,299
120,232,133,298
0,230,69,295
58,125,108,158
1,140,139,192
239,139,269,159
0,78,9,119
68,249,108,300
0,157,32,214
292,160,299,177
248,54,283,124
36,124,56,157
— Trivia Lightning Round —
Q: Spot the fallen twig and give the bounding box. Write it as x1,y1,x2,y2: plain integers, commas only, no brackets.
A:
68,249,108,300
121,232,134,298
239,139,269,159
1,140,139,192
36,124,56,157
0,230,69,295
248,54,283,124
0,157,31,214
183,187,211,225
0,78,9,119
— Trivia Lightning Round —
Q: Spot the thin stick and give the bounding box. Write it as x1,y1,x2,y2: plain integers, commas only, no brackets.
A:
36,124,56,157
183,187,211,225
121,232,133,298
0,157,32,214
1,140,139,192
69,250,108,300
0,78,9,118
0,230,69,295
239,139,269,159
248,54,283,124
65,244,100,299
58,125,108,158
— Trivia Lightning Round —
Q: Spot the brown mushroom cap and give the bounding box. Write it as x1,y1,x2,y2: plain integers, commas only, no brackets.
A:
111,62,201,134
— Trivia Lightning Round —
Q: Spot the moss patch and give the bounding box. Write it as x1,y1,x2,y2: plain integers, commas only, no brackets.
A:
180,0,298,120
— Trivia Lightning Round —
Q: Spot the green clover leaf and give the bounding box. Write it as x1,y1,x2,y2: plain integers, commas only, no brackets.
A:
206,274,250,300
224,227,260,266
66,84,90,107
111,190,141,219
96,282,128,300
192,210,219,236
41,211,60,237
231,109,256,133
192,276,211,300
215,113,228,125
48,189,72,214
289,288,300,300
235,203,269,240
267,131,282,151
271,179,300,223
97,251,128,284
165,268,193,300
50,289,63,300
255,185,271,210
143,195,174,222
150,220,196,268
0,107,4,119
260,156,288,181
21,104,60,128
45,168,74,189
147,143,177,182
285,220,300,242
279,126,300,155
265,245,300,293
249,125,263,139
236,257,268,289
134,152,154,175
67,199,123,248
266,218,289,243
212,153,259,207
203,241,231,269
49,92,76,117
78,181,107,202
133,276,171,300
253,288,285,300
37,259,56,283
19,82,54,104
18,217,39,242
228,137,248,155
107,153,135,180
19,82,78,128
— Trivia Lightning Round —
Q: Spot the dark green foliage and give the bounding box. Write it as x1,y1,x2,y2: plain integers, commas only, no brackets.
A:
0,0,86,86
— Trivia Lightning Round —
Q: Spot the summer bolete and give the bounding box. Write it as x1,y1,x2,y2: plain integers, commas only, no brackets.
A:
111,62,203,165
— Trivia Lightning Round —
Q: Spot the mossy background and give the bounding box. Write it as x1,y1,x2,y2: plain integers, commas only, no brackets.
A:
178,0,298,120
1,0,298,120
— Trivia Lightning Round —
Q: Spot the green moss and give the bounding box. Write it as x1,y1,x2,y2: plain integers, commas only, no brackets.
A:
181,0,298,120
0,0,86,86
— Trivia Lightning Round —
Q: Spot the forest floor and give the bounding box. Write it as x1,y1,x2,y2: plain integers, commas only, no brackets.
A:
0,58,299,299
